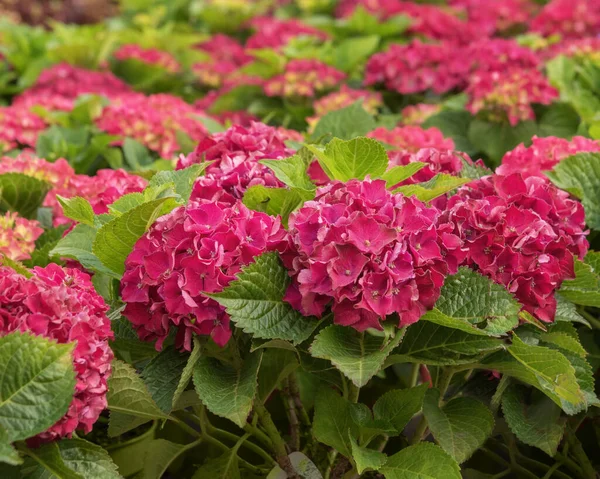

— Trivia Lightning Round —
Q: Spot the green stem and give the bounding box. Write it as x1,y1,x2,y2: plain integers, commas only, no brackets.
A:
255,404,298,478
209,426,276,465
566,430,595,478
578,308,600,329
491,471,511,479
324,450,338,479
282,377,301,451
243,422,273,449
171,416,202,438
347,382,360,403
409,415,428,445
480,447,538,479
436,366,455,402
409,363,420,387
202,434,267,475
289,372,311,427
541,462,564,479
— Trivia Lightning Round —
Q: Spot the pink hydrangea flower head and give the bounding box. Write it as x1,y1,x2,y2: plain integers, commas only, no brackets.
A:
450,0,536,35
400,104,442,126
443,173,589,322
95,93,209,158
0,212,43,261
114,44,181,73
389,148,471,185
466,68,558,125
0,264,113,442
178,121,299,200
466,39,541,73
498,136,600,177
0,106,48,151
246,16,329,50
121,199,290,351
541,37,600,62
198,34,251,66
530,0,600,38
284,179,466,330
264,59,346,98
368,126,455,153
193,60,240,88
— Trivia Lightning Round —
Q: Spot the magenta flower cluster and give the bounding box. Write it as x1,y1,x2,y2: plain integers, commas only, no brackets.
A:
0,264,113,442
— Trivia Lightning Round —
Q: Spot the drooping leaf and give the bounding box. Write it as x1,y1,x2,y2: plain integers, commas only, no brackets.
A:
501,385,565,456
373,384,428,435
393,174,470,203
172,338,202,411
313,388,359,458
192,352,262,428
260,155,315,191
349,435,387,474
0,173,50,219
56,196,95,226
210,252,320,344
257,349,299,403
310,326,404,387
423,389,494,463
554,295,590,326
0,332,75,442
143,439,193,479
380,163,426,189
379,442,461,479
141,347,190,414
310,101,376,142
0,425,21,466
106,360,167,437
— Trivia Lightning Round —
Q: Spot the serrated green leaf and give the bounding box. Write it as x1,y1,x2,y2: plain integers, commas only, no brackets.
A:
458,156,492,180
423,389,494,463
141,347,190,414
421,267,520,336
93,197,179,275
260,156,315,191
310,326,404,387
172,338,202,411
546,153,600,229
380,163,426,188
501,385,565,456
24,442,83,479
192,352,262,428
0,332,76,442
266,451,323,479
313,389,359,458
148,164,209,204
379,442,461,479
387,322,502,366
56,196,95,226
191,443,242,479
310,102,376,142
537,102,580,138
242,185,308,225
349,434,387,474
143,439,192,479
0,425,21,466
107,360,167,437
540,332,586,357
306,137,388,182
50,224,117,277
559,254,600,307
257,349,299,403
393,174,470,203
122,138,153,170
210,252,320,344
0,173,50,219
110,315,158,364
422,110,477,157
468,119,537,165
373,384,428,435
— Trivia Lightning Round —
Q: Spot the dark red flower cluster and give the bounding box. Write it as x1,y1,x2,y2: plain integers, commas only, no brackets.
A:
121,198,289,351
264,59,346,98
283,179,465,330
114,44,181,73
178,121,300,200
443,174,589,322
498,136,600,177
530,0,600,39
0,264,113,442
246,16,328,50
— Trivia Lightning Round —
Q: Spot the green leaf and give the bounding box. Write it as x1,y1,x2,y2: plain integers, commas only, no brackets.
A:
546,153,600,229
257,349,299,403
56,196,95,226
559,255,600,307
110,315,158,364
349,434,387,474
122,138,153,170
458,156,492,180
242,186,307,225
0,173,50,219
372,384,428,435
49,224,117,277
191,443,242,479
379,442,461,479
310,326,404,387
313,389,359,458
0,332,76,442
421,267,520,336
24,442,83,479
554,295,590,327
468,119,537,165
423,110,477,157
210,252,320,344
141,347,190,414
266,452,323,479
192,352,262,428
537,103,580,139
143,439,192,479
107,360,167,437
333,35,380,73
148,164,209,204
387,322,502,366
423,389,494,463
93,197,179,275
393,174,470,203
380,163,426,188
306,137,388,182
260,155,315,191
0,425,21,466
501,385,565,456
24,225,69,268
310,102,377,142
481,335,584,414
172,338,202,411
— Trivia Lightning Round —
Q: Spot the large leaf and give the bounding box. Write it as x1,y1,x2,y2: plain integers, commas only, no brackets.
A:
423,389,494,463
141,347,190,414
372,384,428,435
210,252,320,345
242,186,307,225
93,197,179,275
423,110,477,156
192,352,262,428
306,137,388,182
546,153,600,229
380,163,426,189
106,360,167,437
24,442,83,479
310,101,376,142
501,385,565,456
559,255,600,307
310,326,404,387
393,174,470,203
0,332,75,442
379,443,461,479
387,322,502,366
480,335,584,415
537,103,580,139
421,267,520,336
148,164,209,204
468,118,537,165
260,155,315,192
349,435,387,474
143,439,193,479
257,349,299,403
313,389,359,458
172,338,202,411
56,196,95,226
0,425,21,466
191,442,243,479
0,173,50,219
